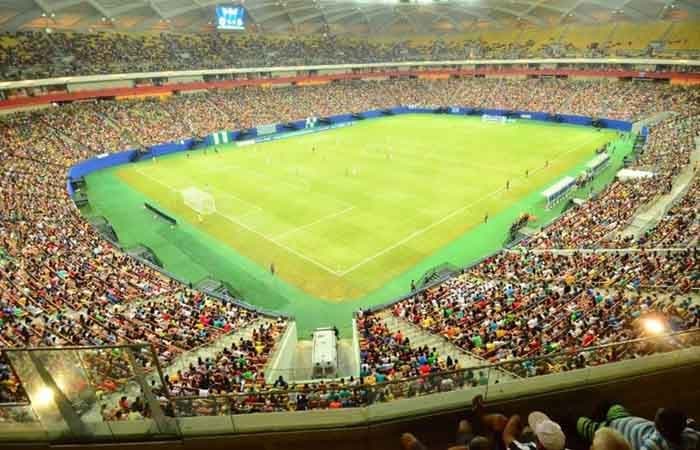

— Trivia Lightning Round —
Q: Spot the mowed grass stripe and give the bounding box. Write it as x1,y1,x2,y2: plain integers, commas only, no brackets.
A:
117,115,616,300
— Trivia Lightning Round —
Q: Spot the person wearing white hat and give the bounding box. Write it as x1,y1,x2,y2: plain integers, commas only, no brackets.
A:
503,410,568,450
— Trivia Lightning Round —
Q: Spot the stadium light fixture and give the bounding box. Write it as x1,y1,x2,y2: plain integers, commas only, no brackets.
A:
33,387,55,408
642,317,666,336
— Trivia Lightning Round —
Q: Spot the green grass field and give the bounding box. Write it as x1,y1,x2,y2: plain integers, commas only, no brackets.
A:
84,114,629,335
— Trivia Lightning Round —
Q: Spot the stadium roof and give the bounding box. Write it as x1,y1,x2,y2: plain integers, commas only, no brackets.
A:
0,0,697,34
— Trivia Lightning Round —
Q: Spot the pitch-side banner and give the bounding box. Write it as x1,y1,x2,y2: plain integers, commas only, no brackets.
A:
211,131,229,145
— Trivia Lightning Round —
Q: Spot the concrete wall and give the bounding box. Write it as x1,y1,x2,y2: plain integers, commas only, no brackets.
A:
350,318,361,378
265,322,298,384
167,76,205,84
15,347,700,450
67,79,134,92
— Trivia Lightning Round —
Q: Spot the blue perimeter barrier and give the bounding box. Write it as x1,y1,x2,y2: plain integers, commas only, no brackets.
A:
66,107,633,197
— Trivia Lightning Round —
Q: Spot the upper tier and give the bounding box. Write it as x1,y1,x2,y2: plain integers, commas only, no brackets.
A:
1,23,699,81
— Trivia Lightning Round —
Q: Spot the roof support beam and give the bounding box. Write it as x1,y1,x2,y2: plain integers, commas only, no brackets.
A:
487,6,545,25
440,3,491,22
3,10,46,31
647,0,700,16
254,4,318,24
323,6,377,24
656,0,677,19
85,0,113,19
559,0,586,23
583,0,653,20
293,4,348,26
516,0,595,21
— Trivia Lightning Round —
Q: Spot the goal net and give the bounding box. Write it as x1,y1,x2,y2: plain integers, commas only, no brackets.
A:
182,187,216,215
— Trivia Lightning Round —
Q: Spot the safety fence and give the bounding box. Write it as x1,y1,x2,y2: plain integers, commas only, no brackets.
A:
1,329,698,443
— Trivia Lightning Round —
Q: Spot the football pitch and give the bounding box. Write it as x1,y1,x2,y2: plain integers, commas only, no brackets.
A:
84,114,628,334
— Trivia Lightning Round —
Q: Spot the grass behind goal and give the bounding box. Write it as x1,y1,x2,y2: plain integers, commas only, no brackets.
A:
114,114,617,302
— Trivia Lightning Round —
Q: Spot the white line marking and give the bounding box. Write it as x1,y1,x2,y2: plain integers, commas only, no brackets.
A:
273,205,355,240
335,186,506,276
135,166,340,275
215,211,342,276
135,168,177,190
206,186,263,215
132,131,607,278
334,133,606,276
134,169,262,217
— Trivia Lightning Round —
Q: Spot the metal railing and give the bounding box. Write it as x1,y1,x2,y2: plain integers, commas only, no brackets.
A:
0,328,698,443
166,327,700,415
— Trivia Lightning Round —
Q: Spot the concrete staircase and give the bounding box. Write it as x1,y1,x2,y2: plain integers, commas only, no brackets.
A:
631,111,676,134
622,145,700,240
164,317,276,377
79,318,276,422
376,311,518,384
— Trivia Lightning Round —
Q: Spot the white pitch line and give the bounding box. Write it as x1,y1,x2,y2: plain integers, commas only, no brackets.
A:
216,211,342,276
132,131,607,279
134,166,345,275
273,205,355,240
334,133,607,276
134,168,263,222
207,186,263,215
135,168,179,191
335,186,506,276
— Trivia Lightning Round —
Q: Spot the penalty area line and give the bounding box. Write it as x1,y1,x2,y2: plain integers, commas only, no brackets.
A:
272,205,355,240
134,168,340,276
335,133,608,277
335,185,507,277
215,211,344,277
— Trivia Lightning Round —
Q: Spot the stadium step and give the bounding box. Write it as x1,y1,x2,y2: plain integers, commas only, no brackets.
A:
632,111,676,132
163,317,275,377
622,144,700,239
376,311,518,384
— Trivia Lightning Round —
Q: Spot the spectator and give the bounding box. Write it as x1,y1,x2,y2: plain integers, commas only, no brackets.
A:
577,405,699,450
504,411,567,450
591,428,633,450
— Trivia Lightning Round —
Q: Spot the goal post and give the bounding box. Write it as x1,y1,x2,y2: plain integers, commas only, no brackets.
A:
181,187,216,215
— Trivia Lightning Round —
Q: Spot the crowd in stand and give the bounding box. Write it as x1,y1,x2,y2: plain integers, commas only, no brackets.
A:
401,395,698,450
2,29,700,80
358,312,459,383
386,250,698,375
0,76,699,418
525,95,700,250
638,175,700,248
166,320,283,397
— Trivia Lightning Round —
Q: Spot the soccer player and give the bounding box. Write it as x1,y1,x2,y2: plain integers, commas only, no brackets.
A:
270,263,275,276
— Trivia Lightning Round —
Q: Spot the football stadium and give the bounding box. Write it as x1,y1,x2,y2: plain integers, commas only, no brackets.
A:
0,1,699,449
